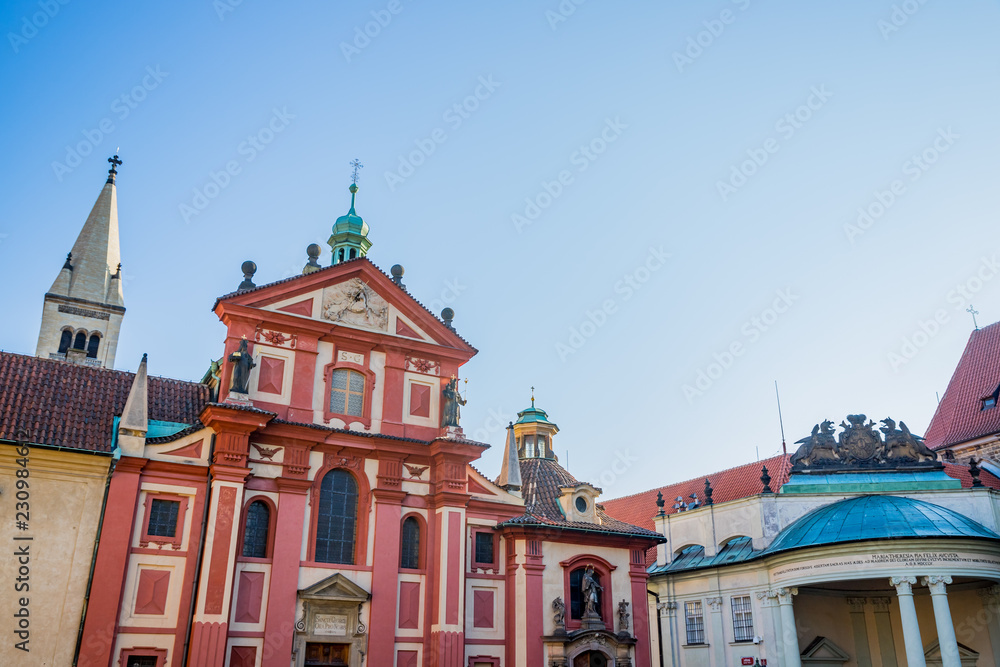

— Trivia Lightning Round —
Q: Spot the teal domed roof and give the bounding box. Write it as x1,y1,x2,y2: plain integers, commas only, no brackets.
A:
329,183,372,263
516,398,557,427
333,184,369,235
764,495,999,555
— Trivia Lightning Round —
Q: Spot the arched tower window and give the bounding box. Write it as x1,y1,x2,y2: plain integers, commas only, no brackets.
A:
338,248,345,263
58,330,72,354
315,469,359,564
349,248,357,259
241,500,270,558
400,516,421,569
87,334,100,358
73,332,87,350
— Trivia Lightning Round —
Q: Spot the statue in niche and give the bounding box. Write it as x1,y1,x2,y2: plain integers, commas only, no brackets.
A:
228,337,256,394
442,376,466,428
582,565,603,617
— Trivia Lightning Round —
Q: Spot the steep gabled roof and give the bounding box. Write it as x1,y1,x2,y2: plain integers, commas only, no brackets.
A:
0,351,209,452
925,321,1000,449
497,458,662,540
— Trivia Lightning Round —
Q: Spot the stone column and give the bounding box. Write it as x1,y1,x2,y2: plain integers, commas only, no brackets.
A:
846,598,873,667
756,589,780,667
922,576,960,667
977,586,1000,667
707,596,726,667
777,588,801,667
870,597,898,667
890,576,926,667
658,601,678,667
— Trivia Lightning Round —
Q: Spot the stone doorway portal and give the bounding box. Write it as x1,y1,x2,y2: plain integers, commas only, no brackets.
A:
573,650,609,667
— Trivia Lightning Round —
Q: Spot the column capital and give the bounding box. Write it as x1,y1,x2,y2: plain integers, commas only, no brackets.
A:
658,601,677,618
890,576,917,594
777,587,798,605
756,589,780,607
922,575,953,594
845,597,867,613
870,596,891,613
706,596,723,612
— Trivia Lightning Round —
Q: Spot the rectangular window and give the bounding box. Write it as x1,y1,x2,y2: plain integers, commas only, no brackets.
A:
330,369,365,417
685,601,705,645
474,531,495,565
732,595,754,642
126,657,159,667
147,499,180,538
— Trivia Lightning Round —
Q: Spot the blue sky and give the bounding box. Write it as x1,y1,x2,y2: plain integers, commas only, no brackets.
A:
3,0,999,499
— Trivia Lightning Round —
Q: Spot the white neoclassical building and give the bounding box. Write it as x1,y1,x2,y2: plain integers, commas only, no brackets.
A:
644,414,1000,667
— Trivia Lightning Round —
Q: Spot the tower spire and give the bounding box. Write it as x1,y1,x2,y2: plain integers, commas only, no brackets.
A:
36,157,126,368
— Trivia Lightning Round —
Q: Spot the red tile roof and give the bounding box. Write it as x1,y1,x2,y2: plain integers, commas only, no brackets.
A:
600,454,791,565
942,461,1000,489
925,321,1000,449
498,458,663,540
0,351,209,453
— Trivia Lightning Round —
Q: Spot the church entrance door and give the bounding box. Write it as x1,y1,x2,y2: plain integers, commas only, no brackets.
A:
304,642,350,666
573,650,609,667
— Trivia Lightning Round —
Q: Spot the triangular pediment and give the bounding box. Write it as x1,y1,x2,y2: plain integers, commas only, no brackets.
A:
801,637,850,664
924,639,979,664
216,259,472,352
299,573,370,602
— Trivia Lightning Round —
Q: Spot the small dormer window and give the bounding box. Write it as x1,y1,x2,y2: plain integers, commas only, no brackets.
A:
983,396,997,410
575,496,588,513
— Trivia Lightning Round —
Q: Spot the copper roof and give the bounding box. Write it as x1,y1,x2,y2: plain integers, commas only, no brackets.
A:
925,320,1000,449
497,458,663,540
0,351,209,452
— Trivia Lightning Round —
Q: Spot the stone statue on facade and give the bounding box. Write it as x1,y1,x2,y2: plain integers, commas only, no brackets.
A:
617,599,630,636
228,337,256,395
790,420,839,467
881,418,937,462
582,566,603,617
553,597,566,633
442,376,467,428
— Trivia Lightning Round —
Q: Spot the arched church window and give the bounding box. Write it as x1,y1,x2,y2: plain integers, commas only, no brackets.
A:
58,330,72,354
338,248,345,263
569,567,602,620
87,334,100,358
349,248,357,259
315,469,358,564
329,369,365,417
400,516,421,569
73,332,87,350
241,500,270,558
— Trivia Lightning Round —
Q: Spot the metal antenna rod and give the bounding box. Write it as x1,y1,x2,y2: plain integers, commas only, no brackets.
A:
775,380,787,456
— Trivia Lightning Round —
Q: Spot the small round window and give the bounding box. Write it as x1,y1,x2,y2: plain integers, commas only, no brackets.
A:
575,496,588,512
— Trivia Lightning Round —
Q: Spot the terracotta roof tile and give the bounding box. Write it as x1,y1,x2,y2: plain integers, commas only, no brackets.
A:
925,320,1000,449
497,458,663,540
0,351,209,452
942,461,1000,489
600,454,791,566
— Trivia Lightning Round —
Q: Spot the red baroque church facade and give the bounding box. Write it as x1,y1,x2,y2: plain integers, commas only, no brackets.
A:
53,168,662,667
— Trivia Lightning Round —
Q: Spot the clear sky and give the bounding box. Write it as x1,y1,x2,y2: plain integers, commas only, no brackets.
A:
3,1,999,500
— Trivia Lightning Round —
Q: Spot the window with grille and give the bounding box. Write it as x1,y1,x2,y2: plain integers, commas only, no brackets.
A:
242,500,270,558
732,595,754,642
400,516,420,569
147,499,180,538
474,531,495,565
126,657,158,667
330,369,365,417
315,470,358,564
685,601,705,645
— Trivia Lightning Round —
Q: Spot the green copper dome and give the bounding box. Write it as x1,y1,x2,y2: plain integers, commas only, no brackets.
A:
329,184,372,264
516,398,557,427
764,495,999,555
